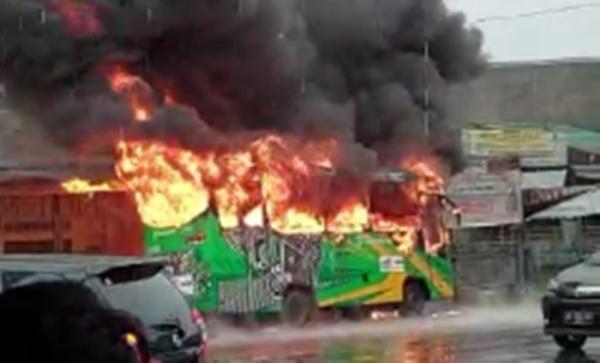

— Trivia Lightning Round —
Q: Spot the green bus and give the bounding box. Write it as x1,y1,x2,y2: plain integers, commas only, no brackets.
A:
144,170,456,325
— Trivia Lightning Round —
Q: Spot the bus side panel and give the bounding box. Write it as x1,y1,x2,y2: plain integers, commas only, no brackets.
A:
403,250,455,300
145,213,249,313
316,234,456,308
425,254,456,300
316,233,406,308
146,214,286,314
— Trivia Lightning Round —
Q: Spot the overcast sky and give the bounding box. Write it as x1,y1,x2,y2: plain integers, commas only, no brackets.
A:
446,0,600,62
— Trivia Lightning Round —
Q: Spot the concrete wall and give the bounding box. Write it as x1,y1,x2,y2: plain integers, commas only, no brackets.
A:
449,59,600,130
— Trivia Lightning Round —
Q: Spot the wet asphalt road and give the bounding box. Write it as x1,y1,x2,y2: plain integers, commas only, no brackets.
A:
204,304,600,363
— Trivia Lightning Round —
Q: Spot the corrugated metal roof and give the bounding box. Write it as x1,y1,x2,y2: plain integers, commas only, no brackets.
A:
522,170,567,190
556,125,600,154
572,165,600,180
528,188,600,220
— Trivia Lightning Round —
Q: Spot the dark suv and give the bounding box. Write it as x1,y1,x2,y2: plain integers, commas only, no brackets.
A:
543,252,600,351
0,254,206,363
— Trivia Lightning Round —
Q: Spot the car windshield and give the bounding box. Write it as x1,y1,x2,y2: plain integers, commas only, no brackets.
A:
97,265,192,331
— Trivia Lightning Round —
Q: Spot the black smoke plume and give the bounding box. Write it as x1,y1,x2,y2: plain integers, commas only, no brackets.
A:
0,0,485,171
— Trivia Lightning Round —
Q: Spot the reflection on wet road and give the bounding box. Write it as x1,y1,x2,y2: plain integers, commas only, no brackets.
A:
205,305,600,363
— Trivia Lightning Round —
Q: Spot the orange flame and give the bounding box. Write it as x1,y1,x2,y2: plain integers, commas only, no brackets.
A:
326,201,369,234
252,135,327,234
391,226,418,255
115,140,209,229
62,178,119,193
212,150,261,229
402,156,449,254
108,68,155,122
403,157,446,197
63,69,451,245
65,137,449,241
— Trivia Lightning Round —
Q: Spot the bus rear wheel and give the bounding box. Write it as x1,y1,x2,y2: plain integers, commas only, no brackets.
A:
399,280,427,316
282,289,315,327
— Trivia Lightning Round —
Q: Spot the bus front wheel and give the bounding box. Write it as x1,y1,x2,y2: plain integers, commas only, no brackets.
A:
399,280,428,316
282,289,315,327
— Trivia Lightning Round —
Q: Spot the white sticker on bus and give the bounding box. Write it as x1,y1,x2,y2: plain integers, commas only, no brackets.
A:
379,256,405,272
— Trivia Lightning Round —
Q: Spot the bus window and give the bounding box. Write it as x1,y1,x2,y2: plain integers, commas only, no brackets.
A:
369,180,420,233
369,181,418,218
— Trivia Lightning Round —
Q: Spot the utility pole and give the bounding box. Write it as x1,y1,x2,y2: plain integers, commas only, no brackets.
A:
423,1,430,139
424,39,430,138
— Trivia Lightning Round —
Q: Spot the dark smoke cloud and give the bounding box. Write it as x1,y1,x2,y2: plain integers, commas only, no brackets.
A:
0,0,485,171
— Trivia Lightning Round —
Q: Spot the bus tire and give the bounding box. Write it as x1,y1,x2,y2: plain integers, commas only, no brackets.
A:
399,279,428,316
282,289,315,327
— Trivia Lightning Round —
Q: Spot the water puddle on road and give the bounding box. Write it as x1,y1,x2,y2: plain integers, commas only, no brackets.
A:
205,303,551,363
208,334,457,363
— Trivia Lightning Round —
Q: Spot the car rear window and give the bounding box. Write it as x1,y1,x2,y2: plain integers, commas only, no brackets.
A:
97,264,193,330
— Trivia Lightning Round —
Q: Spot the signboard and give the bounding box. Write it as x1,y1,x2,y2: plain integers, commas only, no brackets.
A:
448,168,522,228
463,128,567,167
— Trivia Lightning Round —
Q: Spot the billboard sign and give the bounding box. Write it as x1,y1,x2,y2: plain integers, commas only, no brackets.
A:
463,128,567,167
448,168,522,228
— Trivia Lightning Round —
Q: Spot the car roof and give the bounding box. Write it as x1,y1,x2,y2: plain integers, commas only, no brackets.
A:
0,254,166,276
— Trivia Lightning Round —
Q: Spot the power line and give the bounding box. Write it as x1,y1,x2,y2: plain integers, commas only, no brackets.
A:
473,1,600,24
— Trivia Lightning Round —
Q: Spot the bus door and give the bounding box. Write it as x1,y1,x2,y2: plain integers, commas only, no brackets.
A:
243,232,286,312
420,226,455,300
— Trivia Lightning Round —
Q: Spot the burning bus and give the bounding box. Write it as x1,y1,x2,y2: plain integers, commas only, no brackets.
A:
63,134,456,325
55,70,458,325
142,162,454,326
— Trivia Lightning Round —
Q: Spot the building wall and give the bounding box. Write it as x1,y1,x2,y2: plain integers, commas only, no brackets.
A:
449,59,600,129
